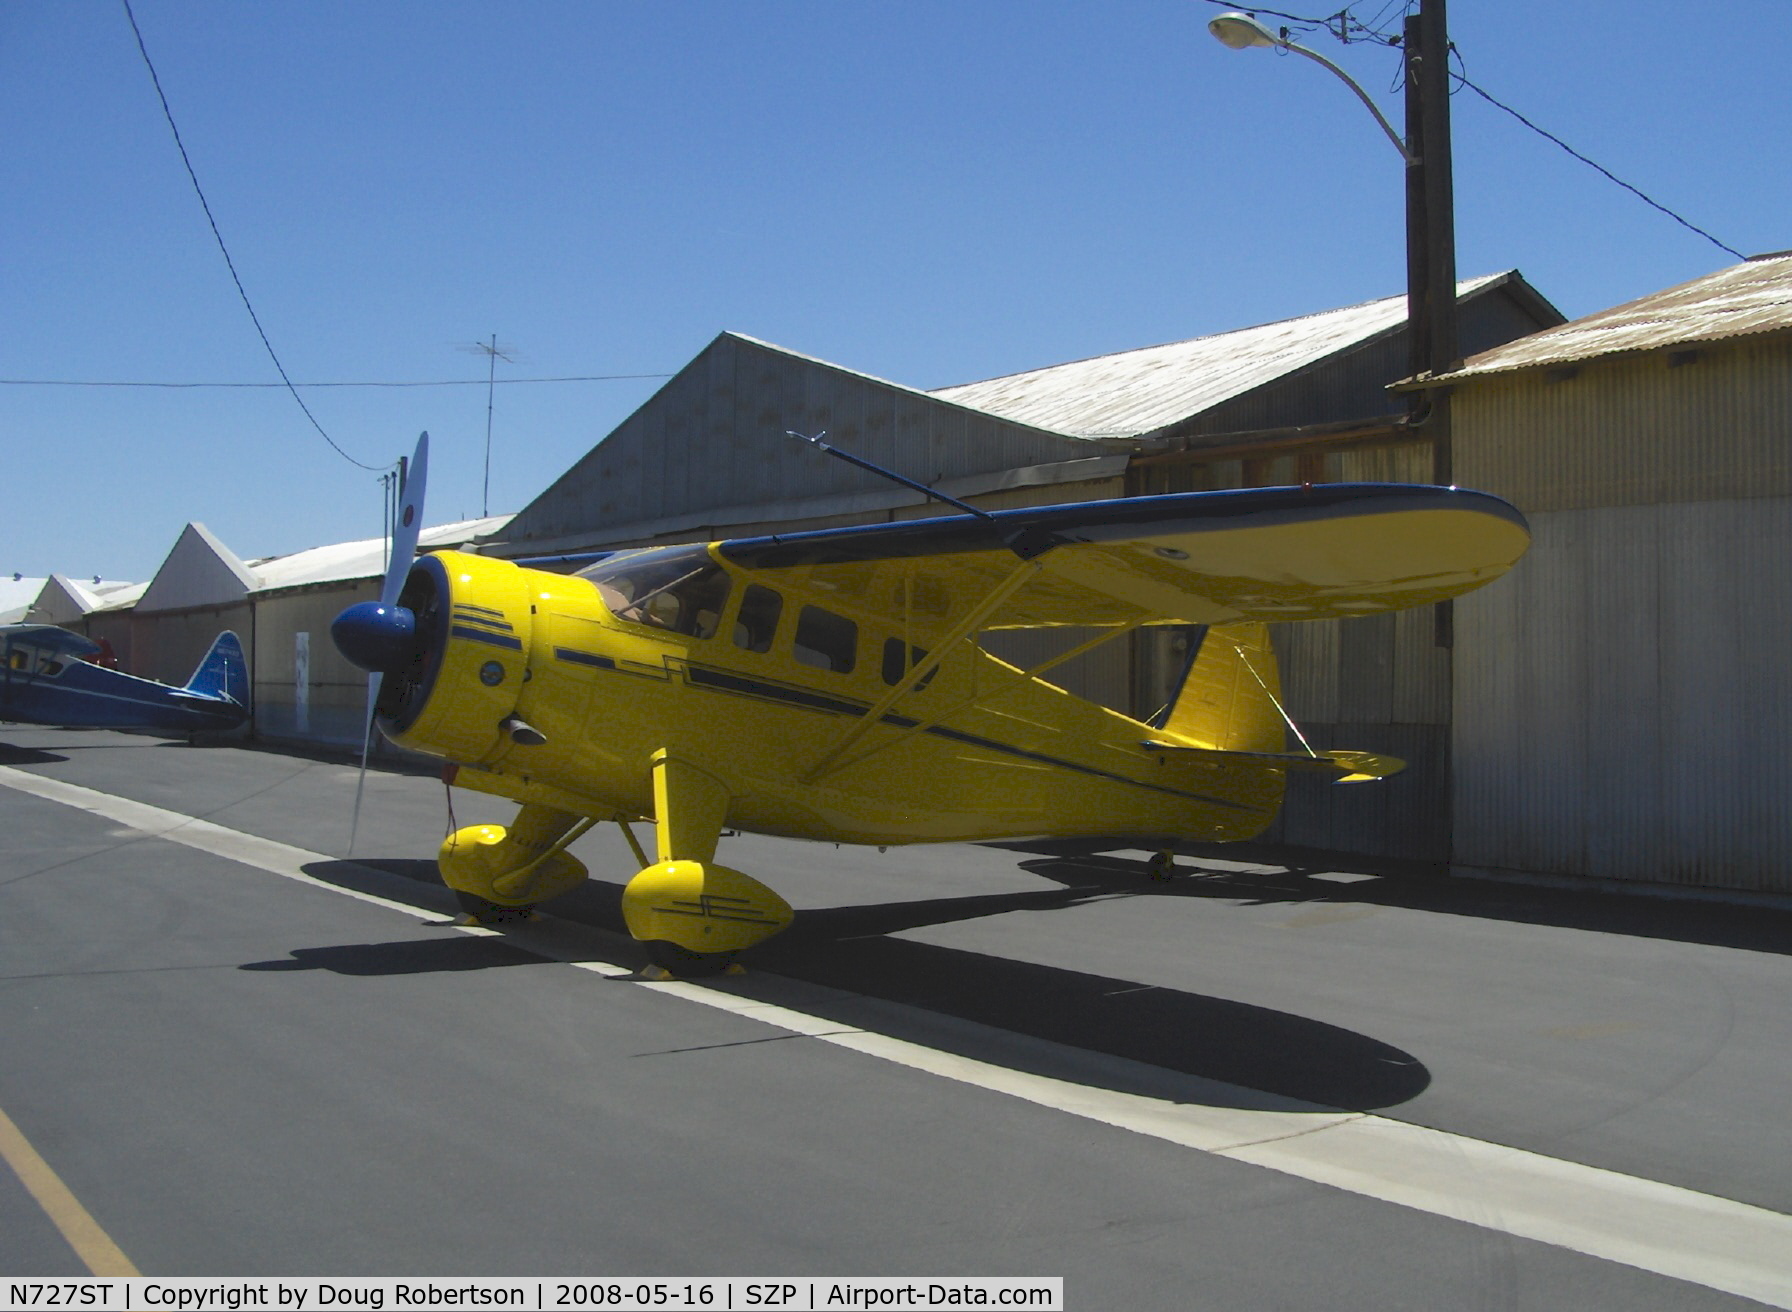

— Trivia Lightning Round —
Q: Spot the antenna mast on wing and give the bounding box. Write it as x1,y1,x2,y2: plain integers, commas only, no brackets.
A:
786,430,1070,560
785,430,995,521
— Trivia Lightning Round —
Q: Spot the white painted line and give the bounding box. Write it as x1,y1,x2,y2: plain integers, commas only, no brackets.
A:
0,765,455,923
6,763,1792,1308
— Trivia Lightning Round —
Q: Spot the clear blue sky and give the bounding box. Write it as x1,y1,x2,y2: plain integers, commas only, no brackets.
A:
4,1,1787,584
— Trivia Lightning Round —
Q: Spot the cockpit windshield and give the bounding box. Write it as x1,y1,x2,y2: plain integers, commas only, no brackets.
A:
579,545,732,639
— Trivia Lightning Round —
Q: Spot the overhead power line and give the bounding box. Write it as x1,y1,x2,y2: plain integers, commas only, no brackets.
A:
1450,74,1745,261
120,0,385,472
0,373,676,390
1196,1,1747,261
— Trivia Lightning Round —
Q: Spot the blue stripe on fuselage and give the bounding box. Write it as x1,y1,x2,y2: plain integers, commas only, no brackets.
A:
451,626,523,650
548,647,1255,811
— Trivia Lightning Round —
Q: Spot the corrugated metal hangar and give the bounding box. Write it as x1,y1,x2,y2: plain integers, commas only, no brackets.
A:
21,256,1792,898
1434,252,1792,894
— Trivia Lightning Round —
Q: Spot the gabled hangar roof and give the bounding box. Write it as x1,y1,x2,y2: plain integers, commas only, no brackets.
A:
1,576,47,624
252,515,513,593
930,274,1515,440
1423,252,1792,384
27,575,143,623
136,522,258,614
250,515,513,593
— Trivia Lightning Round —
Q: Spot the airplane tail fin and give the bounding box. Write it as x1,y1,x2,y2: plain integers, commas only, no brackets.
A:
1150,623,1406,784
1156,622,1285,753
185,631,249,707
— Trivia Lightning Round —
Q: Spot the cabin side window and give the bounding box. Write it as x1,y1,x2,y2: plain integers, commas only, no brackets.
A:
582,546,732,640
733,584,783,654
793,606,857,674
7,644,66,677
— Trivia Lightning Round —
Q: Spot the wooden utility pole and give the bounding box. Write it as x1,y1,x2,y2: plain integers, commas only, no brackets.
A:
1402,0,1459,650
1403,0,1459,486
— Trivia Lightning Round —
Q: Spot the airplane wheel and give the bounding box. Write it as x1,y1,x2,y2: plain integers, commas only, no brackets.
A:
453,890,536,925
1146,851,1177,882
643,939,737,978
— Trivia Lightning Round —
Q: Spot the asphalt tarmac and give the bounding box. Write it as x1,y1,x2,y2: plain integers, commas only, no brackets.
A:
2,727,1790,1309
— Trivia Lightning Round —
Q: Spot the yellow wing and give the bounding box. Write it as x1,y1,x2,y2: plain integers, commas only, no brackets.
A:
714,484,1529,634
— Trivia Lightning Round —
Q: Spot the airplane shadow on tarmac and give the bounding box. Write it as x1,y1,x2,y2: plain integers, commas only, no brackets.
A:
998,837,1792,959
270,854,1431,1115
241,936,544,977
0,732,216,763
0,741,69,765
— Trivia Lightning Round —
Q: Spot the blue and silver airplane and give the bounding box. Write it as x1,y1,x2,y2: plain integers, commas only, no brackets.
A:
1,625,249,734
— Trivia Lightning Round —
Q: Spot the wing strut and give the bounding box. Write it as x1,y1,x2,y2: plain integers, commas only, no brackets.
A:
800,556,1042,784
805,615,1155,784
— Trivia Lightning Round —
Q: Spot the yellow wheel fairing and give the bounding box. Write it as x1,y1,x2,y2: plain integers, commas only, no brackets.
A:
438,814,591,908
621,861,794,953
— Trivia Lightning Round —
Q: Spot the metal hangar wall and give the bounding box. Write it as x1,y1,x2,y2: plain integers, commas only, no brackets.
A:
1436,252,1792,894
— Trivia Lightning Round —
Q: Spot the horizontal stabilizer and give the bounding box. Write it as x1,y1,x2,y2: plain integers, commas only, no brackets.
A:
1140,742,1405,784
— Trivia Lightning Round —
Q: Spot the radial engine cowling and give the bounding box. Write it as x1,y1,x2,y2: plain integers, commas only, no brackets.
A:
333,550,535,764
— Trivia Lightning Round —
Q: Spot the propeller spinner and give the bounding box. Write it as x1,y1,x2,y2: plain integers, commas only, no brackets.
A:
333,432,430,676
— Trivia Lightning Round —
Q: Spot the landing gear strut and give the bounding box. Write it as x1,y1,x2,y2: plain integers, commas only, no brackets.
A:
619,753,792,976
435,754,795,977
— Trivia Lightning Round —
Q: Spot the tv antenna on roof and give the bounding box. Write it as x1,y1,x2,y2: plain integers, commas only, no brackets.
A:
459,334,518,517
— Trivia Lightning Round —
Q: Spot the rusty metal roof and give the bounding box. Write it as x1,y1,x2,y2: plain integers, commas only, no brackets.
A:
1426,253,1792,384
929,274,1510,440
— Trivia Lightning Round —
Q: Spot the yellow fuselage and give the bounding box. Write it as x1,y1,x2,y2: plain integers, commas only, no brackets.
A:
386,550,1282,848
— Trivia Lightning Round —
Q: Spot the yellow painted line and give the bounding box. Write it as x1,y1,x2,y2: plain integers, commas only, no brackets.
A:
0,1102,138,1275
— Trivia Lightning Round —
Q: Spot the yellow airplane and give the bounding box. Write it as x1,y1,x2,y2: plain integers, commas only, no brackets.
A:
334,433,1528,973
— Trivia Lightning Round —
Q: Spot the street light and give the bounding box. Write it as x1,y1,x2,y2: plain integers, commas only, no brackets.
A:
1206,5,1458,478
1206,12,1414,164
